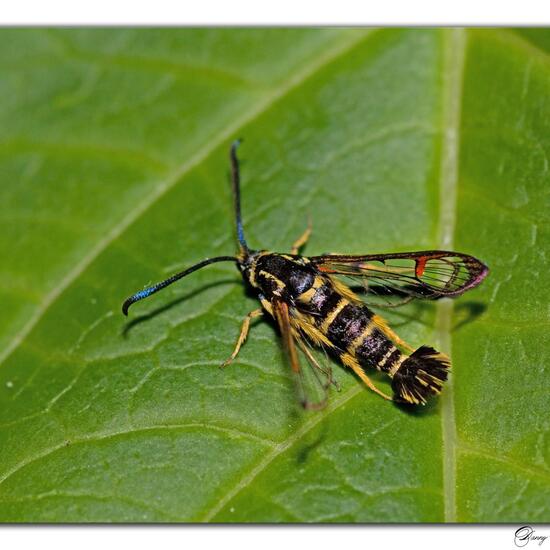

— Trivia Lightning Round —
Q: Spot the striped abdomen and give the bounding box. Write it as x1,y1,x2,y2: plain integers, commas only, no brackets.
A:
247,253,449,405
296,275,403,376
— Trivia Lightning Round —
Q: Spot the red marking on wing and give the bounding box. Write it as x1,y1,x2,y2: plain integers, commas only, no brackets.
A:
415,256,428,278
309,250,489,299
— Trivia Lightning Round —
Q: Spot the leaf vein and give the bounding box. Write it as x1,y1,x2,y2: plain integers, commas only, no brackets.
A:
200,384,363,522
0,422,276,488
0,29,373,373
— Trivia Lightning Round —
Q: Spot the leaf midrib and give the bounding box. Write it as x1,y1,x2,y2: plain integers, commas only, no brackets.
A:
200,27,470,523
437,28,467,523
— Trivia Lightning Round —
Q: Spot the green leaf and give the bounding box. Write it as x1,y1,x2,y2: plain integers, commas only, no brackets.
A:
0,28,548,522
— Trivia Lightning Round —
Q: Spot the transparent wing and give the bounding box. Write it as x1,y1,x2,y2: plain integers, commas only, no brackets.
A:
272,299,336,410
309,250,489,301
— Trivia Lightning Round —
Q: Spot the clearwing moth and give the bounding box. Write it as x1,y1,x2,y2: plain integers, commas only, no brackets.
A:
123,141,488,408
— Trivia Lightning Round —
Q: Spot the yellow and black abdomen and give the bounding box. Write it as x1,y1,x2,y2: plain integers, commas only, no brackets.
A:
329,303,402,375
296,275,402,375
299,279,449,404
250,253,449,405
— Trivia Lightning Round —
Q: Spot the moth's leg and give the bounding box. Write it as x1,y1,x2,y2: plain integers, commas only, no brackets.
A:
290,218,312,255
296,338,340,391
220,308,263,368
354,366,393,401
341,353,393,401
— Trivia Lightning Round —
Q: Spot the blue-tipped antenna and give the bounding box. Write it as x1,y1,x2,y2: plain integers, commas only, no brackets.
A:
230,139,249,253
122,256,237,315
122,140,248,316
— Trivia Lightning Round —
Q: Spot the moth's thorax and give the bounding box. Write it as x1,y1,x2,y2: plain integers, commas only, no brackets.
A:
241,252,315,299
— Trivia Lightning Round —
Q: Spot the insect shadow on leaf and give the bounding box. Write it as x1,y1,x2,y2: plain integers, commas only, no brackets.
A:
452,301,487,332
121,278,237,338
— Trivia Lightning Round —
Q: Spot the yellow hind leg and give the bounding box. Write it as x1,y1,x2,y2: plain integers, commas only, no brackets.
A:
340,352,393,401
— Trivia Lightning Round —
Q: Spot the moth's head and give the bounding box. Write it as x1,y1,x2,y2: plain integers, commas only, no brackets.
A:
237,249,264,288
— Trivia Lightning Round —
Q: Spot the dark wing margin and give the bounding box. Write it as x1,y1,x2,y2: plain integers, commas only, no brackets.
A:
309,250,489,299
272,299,333,410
